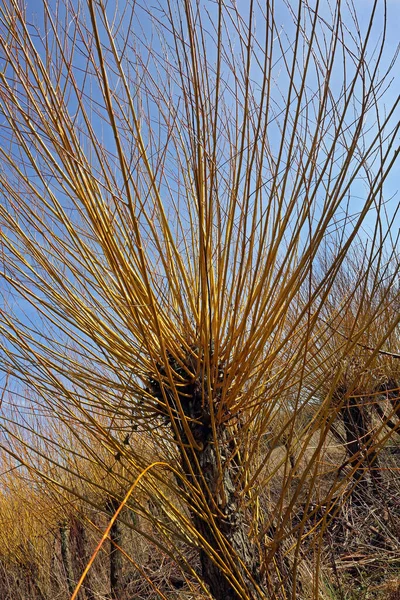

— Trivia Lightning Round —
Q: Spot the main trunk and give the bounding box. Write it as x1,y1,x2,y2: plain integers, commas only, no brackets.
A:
148,354,265,599
73,517,96,600
60,520,75,596
179,426,263,600
105,497,124,600
341,394,381,496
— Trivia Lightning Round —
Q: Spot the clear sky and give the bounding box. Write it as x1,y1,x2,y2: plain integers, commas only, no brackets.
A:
1,0,398,349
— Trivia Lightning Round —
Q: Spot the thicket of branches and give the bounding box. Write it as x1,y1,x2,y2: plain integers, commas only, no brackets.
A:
0,0,399,598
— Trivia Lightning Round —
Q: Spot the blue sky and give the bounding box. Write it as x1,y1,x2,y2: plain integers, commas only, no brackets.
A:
1,0,398,351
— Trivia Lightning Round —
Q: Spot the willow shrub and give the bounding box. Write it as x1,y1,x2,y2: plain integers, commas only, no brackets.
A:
0,0,399,598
